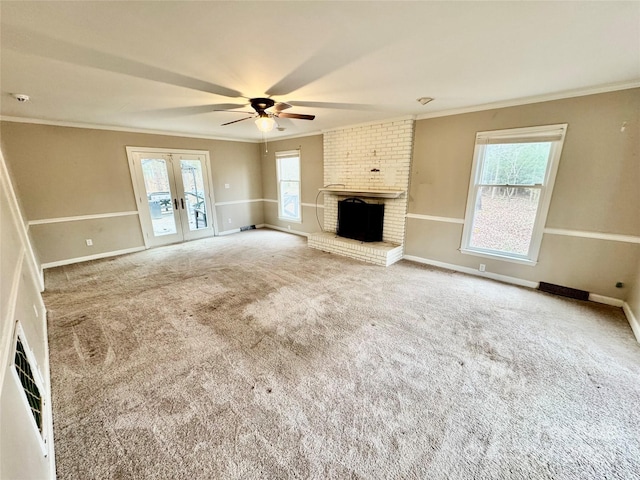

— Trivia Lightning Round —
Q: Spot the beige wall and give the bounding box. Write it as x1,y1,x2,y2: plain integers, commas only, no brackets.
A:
261,135,324,235
29,215,145,265
406,88,640,299
1,148,55,478
2,89,638,297
1,122,263,264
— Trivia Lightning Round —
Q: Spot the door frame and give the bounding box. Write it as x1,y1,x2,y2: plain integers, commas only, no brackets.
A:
126,146,219,248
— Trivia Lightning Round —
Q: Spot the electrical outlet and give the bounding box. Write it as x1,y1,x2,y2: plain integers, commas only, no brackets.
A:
86,239,93,246
287,225,291,230
225,183,230,189
479,264,486,272
228,218,232,224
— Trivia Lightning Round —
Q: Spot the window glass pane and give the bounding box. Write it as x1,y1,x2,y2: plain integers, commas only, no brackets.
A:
280,181,300,219
480,143,551,185
469,186,541,256
279,156,300,181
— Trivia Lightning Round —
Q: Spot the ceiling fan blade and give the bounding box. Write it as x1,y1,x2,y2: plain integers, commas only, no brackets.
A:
287,101,385,111
208,103,249,111
265,33,394,97
220,116,255,126
213,110,254,114
277,112,315,121
272,102,292,112
3,25,245,99
140,104,234,117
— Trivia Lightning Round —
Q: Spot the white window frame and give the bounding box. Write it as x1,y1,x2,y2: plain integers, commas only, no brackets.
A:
276,150,302,223
460,124,568,265
11,321,49,456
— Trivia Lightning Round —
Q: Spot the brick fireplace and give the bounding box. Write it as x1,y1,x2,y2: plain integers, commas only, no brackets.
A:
308,118,414,266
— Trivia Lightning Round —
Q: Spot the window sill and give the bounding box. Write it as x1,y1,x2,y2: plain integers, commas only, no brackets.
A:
278,217,302,224
459,248,537,266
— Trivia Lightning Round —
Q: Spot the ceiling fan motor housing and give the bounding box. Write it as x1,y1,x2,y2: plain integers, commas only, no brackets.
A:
251,98,275,114
219,97,313,128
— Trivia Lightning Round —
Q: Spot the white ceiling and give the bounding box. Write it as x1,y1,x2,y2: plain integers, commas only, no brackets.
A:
1,1,639,142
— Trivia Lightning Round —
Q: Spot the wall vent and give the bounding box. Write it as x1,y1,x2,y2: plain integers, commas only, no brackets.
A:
14,336,43,433
11,322,48,455
538,282,589,301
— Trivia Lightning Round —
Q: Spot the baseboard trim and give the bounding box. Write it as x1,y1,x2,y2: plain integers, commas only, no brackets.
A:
588,293,624,307
222,223,309,238
262,224,310,238
622,303,640,343
217,228,241,236
41,246,146,269
402,255,538,288
402,255,637,337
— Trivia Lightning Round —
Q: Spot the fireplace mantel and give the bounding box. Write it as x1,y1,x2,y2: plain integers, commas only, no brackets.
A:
319,188,405,199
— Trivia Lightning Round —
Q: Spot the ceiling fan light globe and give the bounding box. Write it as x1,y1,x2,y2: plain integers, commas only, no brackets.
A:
255,116,275,132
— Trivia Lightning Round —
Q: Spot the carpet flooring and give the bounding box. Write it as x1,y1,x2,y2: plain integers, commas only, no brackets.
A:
44,229,640,479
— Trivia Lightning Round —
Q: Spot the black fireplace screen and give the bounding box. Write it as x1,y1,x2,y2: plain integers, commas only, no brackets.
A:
337,197,384,242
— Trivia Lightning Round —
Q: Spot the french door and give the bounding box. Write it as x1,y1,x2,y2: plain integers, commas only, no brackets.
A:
127,147,217,247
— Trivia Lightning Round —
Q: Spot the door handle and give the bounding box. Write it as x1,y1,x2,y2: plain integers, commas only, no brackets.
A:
174,198,178,210
181,198,185,209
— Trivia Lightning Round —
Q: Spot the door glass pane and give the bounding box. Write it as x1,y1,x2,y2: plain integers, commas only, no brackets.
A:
180,160,207,231
480,143,551,185
141,158,177,236
469,186,541,256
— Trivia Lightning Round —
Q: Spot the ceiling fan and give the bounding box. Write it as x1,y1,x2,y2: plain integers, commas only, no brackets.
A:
217,98,315,132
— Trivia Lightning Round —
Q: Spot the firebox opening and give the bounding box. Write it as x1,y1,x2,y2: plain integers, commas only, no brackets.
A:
337,197,384,242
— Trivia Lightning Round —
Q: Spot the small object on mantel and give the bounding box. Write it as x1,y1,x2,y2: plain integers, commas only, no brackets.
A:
318,187,405,198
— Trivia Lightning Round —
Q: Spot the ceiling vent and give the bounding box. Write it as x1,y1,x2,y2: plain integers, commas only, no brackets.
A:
12,93,30,103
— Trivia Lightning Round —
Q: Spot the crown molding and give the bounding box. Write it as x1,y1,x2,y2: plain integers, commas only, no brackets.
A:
416,81,640,120
0,116,258,143
0,114,326,144
2,81,638,141
264,130,324,142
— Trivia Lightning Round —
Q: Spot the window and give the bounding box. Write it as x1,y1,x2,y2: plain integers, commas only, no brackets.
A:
276,151,301,222
461,124,567,264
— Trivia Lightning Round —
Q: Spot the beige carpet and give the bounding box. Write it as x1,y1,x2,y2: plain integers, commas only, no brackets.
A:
44,229,640,479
